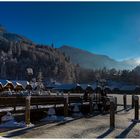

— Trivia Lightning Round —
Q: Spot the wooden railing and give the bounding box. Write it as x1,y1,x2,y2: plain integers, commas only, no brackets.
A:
0,96,83,107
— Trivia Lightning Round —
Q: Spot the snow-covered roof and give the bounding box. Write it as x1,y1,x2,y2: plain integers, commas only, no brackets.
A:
11,80,27,88
0,79,27,88
6,80,12,84
4,80,14,87
0,80,8,86
0,82,3,86
46,81,61,88
80,84,89,90
16,82,22,86
76,83,80,87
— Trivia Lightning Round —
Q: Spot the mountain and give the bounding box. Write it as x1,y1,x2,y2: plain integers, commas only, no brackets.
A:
0,26,76,83
0,25,138,84
0,25,33,44
122,58,139,68
59,45,137,70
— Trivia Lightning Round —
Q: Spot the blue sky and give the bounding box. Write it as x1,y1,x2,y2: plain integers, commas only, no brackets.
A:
0,2,140,61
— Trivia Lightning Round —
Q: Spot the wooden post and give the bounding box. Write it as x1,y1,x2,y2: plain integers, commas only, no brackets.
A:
13,106,16,112
64,95,68,117
134,96,139,121
114,97,117,113
25,96,31,125
110,98,115,128
123,94,127,109
13,98,16,112
68,92,70,96
89,97,93,114
132,95,135,108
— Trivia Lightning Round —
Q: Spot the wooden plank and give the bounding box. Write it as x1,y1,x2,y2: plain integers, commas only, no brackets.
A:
68,96,82,104
31,96,65,105
0,96,83,110
0,97,25,106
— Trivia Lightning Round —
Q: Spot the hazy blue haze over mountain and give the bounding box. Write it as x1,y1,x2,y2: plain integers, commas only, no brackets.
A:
59,46,138,70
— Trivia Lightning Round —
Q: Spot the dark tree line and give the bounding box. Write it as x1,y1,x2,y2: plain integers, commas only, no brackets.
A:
75,65,140,85
0,40,77,83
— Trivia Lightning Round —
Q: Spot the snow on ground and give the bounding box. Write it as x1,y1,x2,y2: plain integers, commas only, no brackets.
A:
0,112,26,128
10,106,140,138
109,94,140,105
0,94,140,138
40,115,64,122
0,120,26,128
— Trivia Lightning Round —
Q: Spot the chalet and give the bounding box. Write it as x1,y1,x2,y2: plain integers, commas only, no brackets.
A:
12,80,27,89
103,86,112,94
82,84,94,93
0,78,138,95
14,82,24,92
73,84,83,93
25,82,32,91
3,80,14,91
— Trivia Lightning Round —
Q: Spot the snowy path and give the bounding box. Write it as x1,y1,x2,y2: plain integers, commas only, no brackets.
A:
1,105,140,138
0,94,140,138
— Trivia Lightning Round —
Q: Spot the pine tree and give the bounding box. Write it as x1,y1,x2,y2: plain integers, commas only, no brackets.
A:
37,70,43,82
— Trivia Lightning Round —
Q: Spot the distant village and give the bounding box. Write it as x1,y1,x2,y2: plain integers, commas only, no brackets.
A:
0,67,140,96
